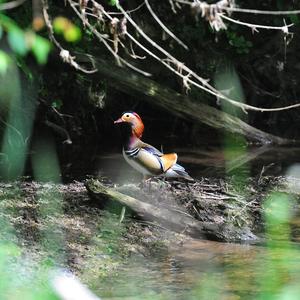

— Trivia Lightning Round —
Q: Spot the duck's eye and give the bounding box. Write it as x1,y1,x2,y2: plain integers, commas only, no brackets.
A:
125,114,130,118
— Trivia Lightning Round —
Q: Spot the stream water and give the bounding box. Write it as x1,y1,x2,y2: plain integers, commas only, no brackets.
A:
97,238,300,299
96,146,300,182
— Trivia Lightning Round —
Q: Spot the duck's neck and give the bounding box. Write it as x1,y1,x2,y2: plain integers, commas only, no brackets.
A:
121,123,140,150
125,133,139,150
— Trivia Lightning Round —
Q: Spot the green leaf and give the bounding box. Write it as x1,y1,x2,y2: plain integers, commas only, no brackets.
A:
64,26,81,42
53,17,69,34
0,26,3,40
289,14,300,25
108,0,117,6
53,17,81,42
17,57,33,80
51,99,63,109
7,28,28,56
0,51,10,74
31,35,51,64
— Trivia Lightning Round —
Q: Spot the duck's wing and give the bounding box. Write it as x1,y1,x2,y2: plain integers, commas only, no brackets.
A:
138,141,177,172
138,141,163,156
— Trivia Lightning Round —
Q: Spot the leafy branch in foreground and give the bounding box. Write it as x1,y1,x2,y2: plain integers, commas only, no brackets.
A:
0,12,51,70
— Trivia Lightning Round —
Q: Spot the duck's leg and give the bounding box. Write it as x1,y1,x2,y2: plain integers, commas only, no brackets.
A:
143,175,152,181
140,175,153,192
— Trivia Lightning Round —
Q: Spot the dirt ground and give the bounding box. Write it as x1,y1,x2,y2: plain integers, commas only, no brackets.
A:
0,180,179,283
1,175,299,284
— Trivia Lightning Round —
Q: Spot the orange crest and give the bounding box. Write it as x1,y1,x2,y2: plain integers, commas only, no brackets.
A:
133,118,144,138
115,111,145,138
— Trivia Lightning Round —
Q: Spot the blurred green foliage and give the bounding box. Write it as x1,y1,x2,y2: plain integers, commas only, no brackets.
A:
0,242,60,300
108,0,118,7
0,50,10,74
53,16,81,43
226,31,253,54
0,14,51,66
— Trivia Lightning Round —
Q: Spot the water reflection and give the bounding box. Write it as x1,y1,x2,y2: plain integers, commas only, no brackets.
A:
96,146,300,183
98,238,300,299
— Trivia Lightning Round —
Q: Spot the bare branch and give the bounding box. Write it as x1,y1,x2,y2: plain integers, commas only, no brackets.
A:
176,0,300,15
67,0,152,77
220,14,294,31
117,4,300,112
188,0,295,32
42,0,97,74
144,0,189,50
169,0,179,14
107,1,145,15
42,0,300,113
225,7,300,15
0,0,27,11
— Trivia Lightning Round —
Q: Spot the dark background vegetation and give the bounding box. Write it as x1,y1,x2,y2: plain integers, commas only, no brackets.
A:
3,0,300,179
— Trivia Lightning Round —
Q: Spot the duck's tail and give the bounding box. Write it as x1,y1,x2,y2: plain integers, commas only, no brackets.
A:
165,163,193,180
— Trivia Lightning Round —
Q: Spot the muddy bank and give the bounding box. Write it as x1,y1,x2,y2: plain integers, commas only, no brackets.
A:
0,180,177,282
87,178,259,242
86,175,300,243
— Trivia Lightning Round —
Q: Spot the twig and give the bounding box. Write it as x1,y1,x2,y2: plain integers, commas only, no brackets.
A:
42,0,97,74
0,117,25,145
231,198,258,221
46,0,300,113
220,14,294,31
44,120,72,144
0,0,27,10
144,0,188,50
117,4,300,113
225,7,300,15
175,0,300,15
107,1,145,15
169,0,178,14
177,0,295,32
68,0,152,77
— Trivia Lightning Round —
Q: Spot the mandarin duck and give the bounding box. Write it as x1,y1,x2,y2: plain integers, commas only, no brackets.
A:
114,111,192,180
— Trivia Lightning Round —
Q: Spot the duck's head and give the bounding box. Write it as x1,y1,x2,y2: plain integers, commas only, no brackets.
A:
114,111,144,138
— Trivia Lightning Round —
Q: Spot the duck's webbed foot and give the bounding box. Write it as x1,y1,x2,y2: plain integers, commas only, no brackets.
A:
140,175,170,193
143,175,153,181
140,175,154,191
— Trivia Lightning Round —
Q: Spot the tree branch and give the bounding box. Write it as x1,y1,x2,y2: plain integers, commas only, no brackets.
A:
144,0,188,50
175,0,300,15
0,0,27,11
76,53,297,145
42,0,98,74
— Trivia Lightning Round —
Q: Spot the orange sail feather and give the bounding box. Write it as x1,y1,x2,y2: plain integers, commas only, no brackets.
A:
160,153,177,172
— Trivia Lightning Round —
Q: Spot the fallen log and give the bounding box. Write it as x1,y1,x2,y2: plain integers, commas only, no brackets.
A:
85,179,258,242
78,54,296,145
